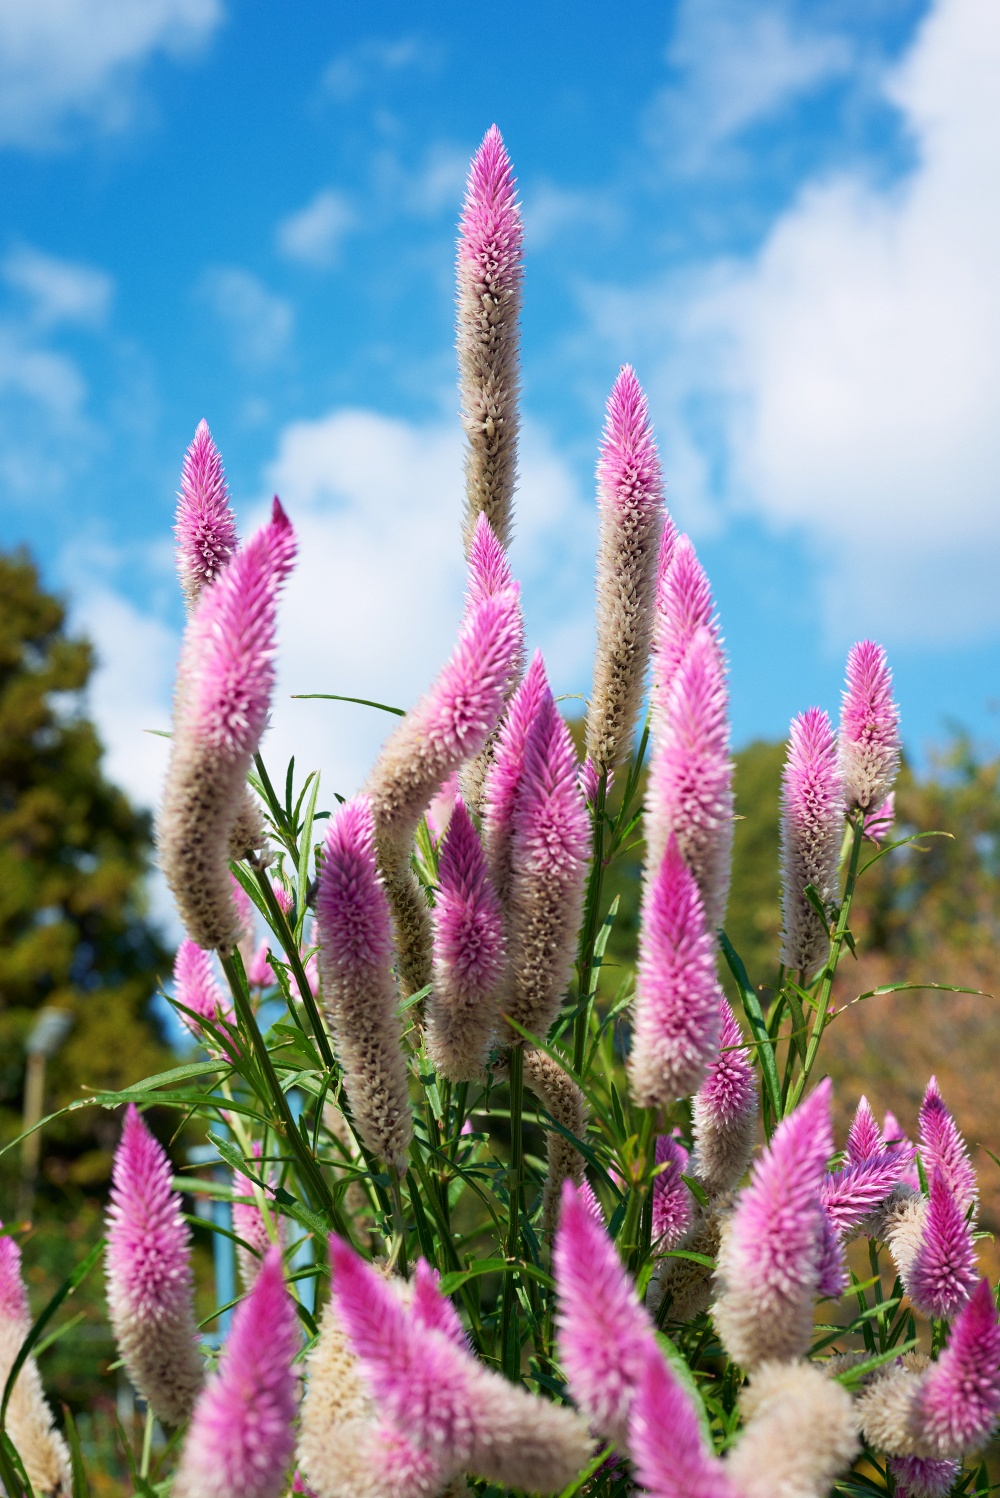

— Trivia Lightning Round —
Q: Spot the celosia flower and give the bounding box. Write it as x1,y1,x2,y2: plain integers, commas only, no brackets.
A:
815,1208,849,1297
247,939,276,990
230,870,256,945
651,532,717,719
848,1096,883,1163
315,795,412,1168
172,938,234,1044
365,583,522,994
889,1455,960,1498
629,1344,733,1498
105,1105,203,1426
918,1076,977,1215
917,1279,1000,1456
713,1080,834,1368
331,1236,593,1492
232,1144,283,1291
779,707,843,977
652,1135,695,1248
644,626,733,931
883,1108,920,1189
426,796,506,1080
726,1360,859,1498
158,499,296,951
0,1231,72,1497
457,126,524,554
838,640,900,812
691,999,758,1197
864,792,896,844
173,1247,299,1498
585,366,665,777
460,514,527,810
820,1152,908,1236
525,1049,588,1233
175,419,239,607
482,649,549,907
505,685,590,1042
426,772,460,842
554,1179,656,1449
629,835,723,1109
578,755,613,807
906,1170,978,1320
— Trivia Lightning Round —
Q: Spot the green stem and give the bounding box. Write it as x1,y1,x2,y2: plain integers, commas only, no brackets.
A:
500,1044,525,1380
785,811,866,1113
253,866,335,1071
621,1109,655,1272
139,1402,154,1481
388,1164,409,1277
573,772,609,1072
253,752,296,854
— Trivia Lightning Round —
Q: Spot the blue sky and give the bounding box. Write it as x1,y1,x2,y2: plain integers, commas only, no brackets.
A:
1,0,998,820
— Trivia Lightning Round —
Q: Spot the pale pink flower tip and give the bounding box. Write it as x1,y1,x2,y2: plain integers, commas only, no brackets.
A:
175,419,239,602
512,689,591,879
460,125,523,271
918,1076,977,1215
847,1096,883,1164
247,939,276,990
426,773,460,842
864,792,895,844
907,1169,978,1319
598,365,663,520
106,1105,193,1321
434,797,505,998
917,1278,1000,1455
483,650,550,886
652,1135,694,1248
554,1180,655,1446
173,939,233,1039
176,1248,298,1498
698,1000,756,1124
653,532,717,712
466,512,516,608
839,639,900,811
315,795,394,974
779,706,844,975
630,1344,735,1498
0,1232,29,1324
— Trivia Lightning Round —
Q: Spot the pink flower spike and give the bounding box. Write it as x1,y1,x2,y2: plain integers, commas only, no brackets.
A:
629,1345,735,1498
714,1079,834,1368
175,420,239,606
483,650,550,905
426,772,460,842
919,1077,977,1216
105,1105,203,1426
848,1096,884,1164
466,512,517,608
691,999,758,1196
864,792,896,844
232,1144,282,1291
554,1180,656,1448
645,626,733,932
652,533,717,717
173,1248,298,1498
839,640,901,812
820,1152,909,1235
427,796,506,1080
578,755,614,808
779,707,844,977
884,1109,920,1188
889,1456,960,1498
0,1227,72,1494
410,1259,468,1349
816,1206,848,1297
246,939,276,990
173,939,234,1043
229,872,255,946
0,1234,29,1325
917,1279,1000,1456
652,1135,694,1249
629,835,723,1109
907,1170,978,1320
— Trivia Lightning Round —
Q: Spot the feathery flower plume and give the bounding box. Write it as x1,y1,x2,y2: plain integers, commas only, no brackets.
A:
247,939,276,989
505,686,590,1041
820,1152,908,1236
779,707,844,976
315,796,412,1168
883,1108,920,1188
918,1076,977,1214
726,1360,859,1498
426,797,506,1080
230,870,255,945
651,531,716,719
645,626,733,931
0,1233,72,1497
629,1344,733,1498
839,640,901,812
889,1456,960,1498
652,1135,695,1248
629,835,723,1109
873,1187,930,1288
713,1080,834,1368
158,498,296,950
105,1106,203,1425
524,1048,588,1233
331,1237,593,1492
848,1096,883,1163
426,772,460,842
482,649,549,907
457,126,523,553
172,938,234,1045
907,1170,978,1320
554,1179,656,1449
585,366,665,777
365,584,522,994
864,792,895,843
460,514,526,809
232,1145,283,1290
173,1247,299,1498
691,999,758,1196
175,419,239,607
917,1280,1000,1456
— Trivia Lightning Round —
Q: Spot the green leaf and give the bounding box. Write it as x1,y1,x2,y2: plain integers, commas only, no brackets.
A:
295,769,321,940
438,1259,555,1296
719,931,782,1129
833,1338,918,1386
1,1238,103,1425
0,1430,31,1498
654,1330,713,1446
291,692,405,716
555,1445,616,1498
803,884,832,937
656,1249,716,1269
62,1408,90,1498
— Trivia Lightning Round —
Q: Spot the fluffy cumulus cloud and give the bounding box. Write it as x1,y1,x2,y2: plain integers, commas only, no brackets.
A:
199,267,294,366
0,0,223,149
277,189,357,268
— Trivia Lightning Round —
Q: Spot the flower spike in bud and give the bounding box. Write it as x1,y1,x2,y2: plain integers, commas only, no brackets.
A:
652,1135,695,1248
172,939,234,1046
839,640,900,811
907,1170,978,1320
848,1096,884,1164
917,1278,1000,1457
918,1076,977,1215
779,707,844,978
691,1000,758,1197
585,366,665,777
483,649,549,908
175,419,239,607
652,532,717,720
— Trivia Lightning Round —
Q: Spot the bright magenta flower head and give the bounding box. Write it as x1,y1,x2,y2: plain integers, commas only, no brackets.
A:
916,1278,1000,1456
316,794,412,1168
629,1344,735,1498
0,1227,72,1497
889,1456,960,1498
839,640,901,812
820,1151,909,1236
652,532,717,716
232,1144,282,1290
554,1180,656,1448
173,939,234,1046
483,648,549,906
629,835,723,1109
466,511,518,609
864,792,896,843
585,365,665,777
175,419,239,607
652,1135,695,1248
779,707,844,976
714,1079,834,1367
173,1247,299,1498
458,126,524,553
919,1076,977,1214
907,1169,978,1319
105,1105,203,1426
426,795,506,1080
691,999,758,1197
848,1096,884,1163
645,625,733,932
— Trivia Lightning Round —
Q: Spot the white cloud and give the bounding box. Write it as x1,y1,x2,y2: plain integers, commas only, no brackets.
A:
276,188,357,268
523,182,624,251
0,0,223,149
322,36,441,103
3,244,113,326
199,267,293,366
